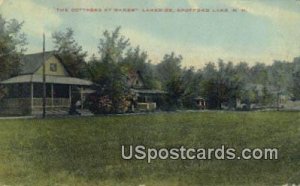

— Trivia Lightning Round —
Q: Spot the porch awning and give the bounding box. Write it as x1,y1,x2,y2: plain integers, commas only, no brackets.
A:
0,74,93,86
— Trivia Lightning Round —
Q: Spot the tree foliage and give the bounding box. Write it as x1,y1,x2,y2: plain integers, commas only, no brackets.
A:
121,46,158,89
52,28,87,78
87,27,131,113
181,67,202,108
156,52,184,109
0,15,27,81
0,15,27,100
98,26,130,63
2,20,300,112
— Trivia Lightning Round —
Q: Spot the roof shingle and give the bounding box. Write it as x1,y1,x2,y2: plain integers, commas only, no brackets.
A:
20,51,55,75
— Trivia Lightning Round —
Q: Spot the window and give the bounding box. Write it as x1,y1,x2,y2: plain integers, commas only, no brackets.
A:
50,63,57,72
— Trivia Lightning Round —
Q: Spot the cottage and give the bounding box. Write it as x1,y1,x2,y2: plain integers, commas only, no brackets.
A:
127,70,166,111
0,51,93,115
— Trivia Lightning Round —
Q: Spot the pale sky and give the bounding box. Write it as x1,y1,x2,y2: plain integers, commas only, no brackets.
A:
1,0,300,68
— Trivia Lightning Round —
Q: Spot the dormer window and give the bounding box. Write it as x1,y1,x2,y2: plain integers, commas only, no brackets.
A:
50,63,57,72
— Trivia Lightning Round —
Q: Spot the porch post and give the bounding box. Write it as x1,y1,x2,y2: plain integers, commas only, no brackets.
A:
30,83,34,112
69,85,72,106
80,86,83,109
51,84,54,108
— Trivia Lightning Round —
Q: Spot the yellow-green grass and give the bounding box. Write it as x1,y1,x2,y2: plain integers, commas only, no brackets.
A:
0,111,299,186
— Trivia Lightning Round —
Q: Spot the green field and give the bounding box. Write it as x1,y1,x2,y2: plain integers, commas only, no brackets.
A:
0,111,299,186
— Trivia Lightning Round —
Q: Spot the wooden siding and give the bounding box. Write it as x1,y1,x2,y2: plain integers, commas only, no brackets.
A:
35,56,70,76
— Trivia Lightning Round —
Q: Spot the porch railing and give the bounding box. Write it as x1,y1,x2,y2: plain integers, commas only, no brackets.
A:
32,98,70,108
0,98,70,108
136,102,157,111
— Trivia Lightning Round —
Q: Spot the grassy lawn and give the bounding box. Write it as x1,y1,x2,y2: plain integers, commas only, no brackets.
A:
0,111,299,186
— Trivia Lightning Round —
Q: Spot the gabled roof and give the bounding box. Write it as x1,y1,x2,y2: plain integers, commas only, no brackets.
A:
0,74,93,86
127,70,144,88
1,51,94,86
20,51,56,75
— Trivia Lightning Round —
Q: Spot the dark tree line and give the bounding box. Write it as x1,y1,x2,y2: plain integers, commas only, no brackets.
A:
0,15,27,99
52,26,300,111
1,15,300,112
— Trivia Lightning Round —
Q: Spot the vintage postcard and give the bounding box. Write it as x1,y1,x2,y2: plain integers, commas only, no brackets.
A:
0,0,300,185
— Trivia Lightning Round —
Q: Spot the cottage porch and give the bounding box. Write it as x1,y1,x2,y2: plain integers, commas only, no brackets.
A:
0,74,93,115
131,89,166,111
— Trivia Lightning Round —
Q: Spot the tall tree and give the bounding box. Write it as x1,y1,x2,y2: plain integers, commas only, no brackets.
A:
268,60,293,94
52,28,87,78
98,26,130,63
234,62,255,104
0,15,27,100
88,27,131,113
200,62,218,109
250,63,269,85
156,52,183,108
122,46,158,89
200,60,247,109
0,15,27,81
181,67,202,108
